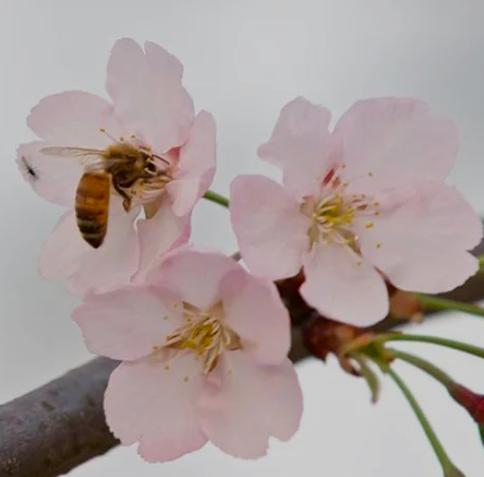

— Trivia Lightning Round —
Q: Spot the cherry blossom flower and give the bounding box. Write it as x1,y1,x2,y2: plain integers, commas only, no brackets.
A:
231,97,482,326
17,38,215,294
73,248,303,462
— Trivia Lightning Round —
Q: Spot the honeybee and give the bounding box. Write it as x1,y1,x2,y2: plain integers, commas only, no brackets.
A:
41,143,169,249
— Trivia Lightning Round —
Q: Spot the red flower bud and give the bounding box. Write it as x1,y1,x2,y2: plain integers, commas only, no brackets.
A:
448,383,484,423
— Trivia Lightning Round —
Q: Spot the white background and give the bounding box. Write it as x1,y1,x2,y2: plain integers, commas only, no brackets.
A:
1,1,484,475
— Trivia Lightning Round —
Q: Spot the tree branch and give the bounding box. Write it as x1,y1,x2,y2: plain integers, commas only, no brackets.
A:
1,242,484,477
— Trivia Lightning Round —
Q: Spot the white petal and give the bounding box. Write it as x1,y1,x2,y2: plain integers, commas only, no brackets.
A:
146,248,239,311
167,111,216,216
27,91,120,148
105,354,207,463
73,285,183,360
357,182,482,293
199,352,302,459
220,268,291,365
40,200,139,294
301,242,389,326
258,97,333,196
106,38,194,153
335,97,458,194
17,141,83,207
230,175,310,280
136,197,191,281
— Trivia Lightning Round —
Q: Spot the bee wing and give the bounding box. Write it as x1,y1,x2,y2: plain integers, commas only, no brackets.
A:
40,146,104,159
40,146,124,170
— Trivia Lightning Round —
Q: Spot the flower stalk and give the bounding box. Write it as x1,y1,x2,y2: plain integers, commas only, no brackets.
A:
203,190,230,208
387,347,484,454
374,359,466,477
414,293,484,319
374,333,484,360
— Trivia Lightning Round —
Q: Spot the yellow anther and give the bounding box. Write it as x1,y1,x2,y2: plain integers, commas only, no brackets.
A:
183,376,189,383
376,243,382,249
368,171,373,177
365,222,374,229
163,315,169,321
164,364,170,371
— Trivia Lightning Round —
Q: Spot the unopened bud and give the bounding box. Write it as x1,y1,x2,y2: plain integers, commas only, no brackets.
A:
389,289,423,321
448,383,484,424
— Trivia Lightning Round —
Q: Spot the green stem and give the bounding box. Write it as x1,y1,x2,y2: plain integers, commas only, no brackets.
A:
203,190,230,208
376,334,484,360
415,294,484,319
351,353,380,403
478,254,484,268
388,348,454,388
386,367,464,477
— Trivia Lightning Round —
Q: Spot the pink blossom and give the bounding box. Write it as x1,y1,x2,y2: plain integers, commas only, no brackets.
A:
17,39,216,294
73,248,303,462
230,97,482,326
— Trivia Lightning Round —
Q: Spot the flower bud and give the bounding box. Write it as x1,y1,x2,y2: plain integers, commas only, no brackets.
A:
448,383,484,424
388,288,423,321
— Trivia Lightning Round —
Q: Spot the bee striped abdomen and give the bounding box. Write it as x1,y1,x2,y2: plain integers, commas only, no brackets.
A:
75,172,111,249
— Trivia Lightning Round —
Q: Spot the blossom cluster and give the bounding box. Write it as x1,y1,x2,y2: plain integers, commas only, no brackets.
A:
17,38,482,463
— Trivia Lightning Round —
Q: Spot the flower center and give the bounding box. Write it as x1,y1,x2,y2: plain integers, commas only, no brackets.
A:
165,303,241,374
302,167,380,247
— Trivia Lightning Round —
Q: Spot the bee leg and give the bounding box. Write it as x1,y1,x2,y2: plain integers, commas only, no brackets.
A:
122,197,132,212
112,182,132,212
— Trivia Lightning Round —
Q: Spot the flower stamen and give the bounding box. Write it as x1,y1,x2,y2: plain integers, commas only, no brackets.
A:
165,303,241,374
302,166,382,249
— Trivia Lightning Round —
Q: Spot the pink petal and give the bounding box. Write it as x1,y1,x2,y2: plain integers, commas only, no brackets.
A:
106,38,194,154
17,141,83,207
199,352,303,459
258,97,333,196
357,182,482,293
27,91,120,149
136,197,191,281
146,248,239,311
334,97,459,194
220,268,291,365
73,285,183,361
167,111,216,216
301,242,388,326
39,200,139,295
230,175,310,280
105,354,207,463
